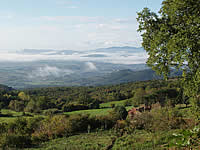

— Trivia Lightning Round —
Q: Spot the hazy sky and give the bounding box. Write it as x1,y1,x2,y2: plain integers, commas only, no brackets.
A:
0,0,163,51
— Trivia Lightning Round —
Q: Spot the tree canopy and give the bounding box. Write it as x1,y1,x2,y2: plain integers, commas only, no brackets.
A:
137,0,200,99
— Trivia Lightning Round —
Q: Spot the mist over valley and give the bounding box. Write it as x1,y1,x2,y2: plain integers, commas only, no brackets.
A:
0,46,152,88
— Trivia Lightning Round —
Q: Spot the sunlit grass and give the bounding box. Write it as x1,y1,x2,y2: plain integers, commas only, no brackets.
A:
100,99,128,108
65,106,132,117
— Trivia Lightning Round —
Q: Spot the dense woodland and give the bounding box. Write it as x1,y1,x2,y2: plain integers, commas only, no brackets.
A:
0,79,183,114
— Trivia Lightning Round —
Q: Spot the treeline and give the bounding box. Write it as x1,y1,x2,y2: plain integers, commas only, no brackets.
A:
0,79,188,114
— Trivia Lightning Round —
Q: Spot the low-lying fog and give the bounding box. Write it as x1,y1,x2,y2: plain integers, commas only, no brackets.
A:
0,47,149,88
0,47,147,65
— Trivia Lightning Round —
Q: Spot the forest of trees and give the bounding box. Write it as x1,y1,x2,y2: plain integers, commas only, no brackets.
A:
0,79,185,114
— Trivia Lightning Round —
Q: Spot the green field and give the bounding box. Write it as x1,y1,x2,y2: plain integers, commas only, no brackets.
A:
0,102,133,123
73,98,133,117
0,109,24,123
100,99,131,108
65,106,132,117
0,109,41,123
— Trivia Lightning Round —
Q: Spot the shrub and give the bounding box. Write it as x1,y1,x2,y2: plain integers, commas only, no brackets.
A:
0,134,32,148
8,100,25,112
0,117,44,148
128,108,188,132
109,106,128,120
32,115,70,141
62,103,89,112
111,104,115,108
130,112,154,131
32,114,91,141
0,123,7,134
89,115,116,130
88,100,100,109
26,116,44,134
7,117,28,135
43,108,62,116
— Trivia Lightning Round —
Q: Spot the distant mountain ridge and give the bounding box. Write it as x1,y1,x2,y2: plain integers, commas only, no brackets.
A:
19,46,144,55
93,46,145,53
0,46,153,88
80,69,162,86
0,65,182,89
19,49,79,55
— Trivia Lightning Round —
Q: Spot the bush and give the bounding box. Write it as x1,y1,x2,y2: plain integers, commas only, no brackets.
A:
68,114,90,133
32,115,70,141
32,114,91,141
26,116,44,134
62,103,89,112
109,106,128,120
89,115,116,130
0,123,7,134
7,117,28,135
43,108,62,116
128,108,189,132
0,134,32,148
130,112,154,131
111,104,115,108
88,100,100,109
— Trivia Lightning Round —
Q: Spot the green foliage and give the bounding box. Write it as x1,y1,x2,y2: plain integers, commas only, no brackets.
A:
42,108,62,116
125,108,188,133
0,134,32,148
32,114,91,141
0,79,197,149
1,79,179,113
137,0,200,145
133,88,146,106
18,92,30,101
32,115,71,141
137,0,200,106
0,123,7,134
88,99,100,109
62,103,89,112
111,103,115,108
168,126,200,149
24,99,39,113
8,100,25,112
123,99,132,107
110,106,128,120
0,117,43,148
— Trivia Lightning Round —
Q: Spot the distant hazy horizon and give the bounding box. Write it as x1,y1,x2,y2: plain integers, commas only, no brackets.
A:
0,46,147,64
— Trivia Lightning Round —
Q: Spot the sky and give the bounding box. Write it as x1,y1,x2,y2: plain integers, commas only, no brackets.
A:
0,0,163,51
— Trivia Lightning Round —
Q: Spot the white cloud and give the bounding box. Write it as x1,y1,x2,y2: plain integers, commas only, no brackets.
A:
85,62,97,71
0,15,141,50
28,65,74,78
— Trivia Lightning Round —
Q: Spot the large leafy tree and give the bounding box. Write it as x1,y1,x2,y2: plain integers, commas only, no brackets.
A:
137,0,200,103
